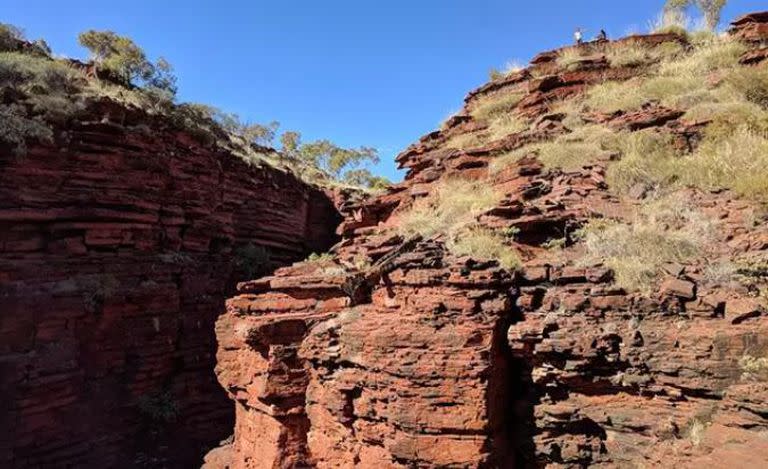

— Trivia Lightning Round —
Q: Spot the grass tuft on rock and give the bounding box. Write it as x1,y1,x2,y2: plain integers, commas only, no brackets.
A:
577,193,714,292
399,178,503,239
447,226,521,270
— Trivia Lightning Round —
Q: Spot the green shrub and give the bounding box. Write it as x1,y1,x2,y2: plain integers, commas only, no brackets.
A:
447,226,521,270
0,52,82,91
78,30,176,95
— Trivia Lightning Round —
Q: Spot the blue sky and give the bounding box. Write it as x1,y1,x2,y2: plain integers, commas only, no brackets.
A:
4,0,765,181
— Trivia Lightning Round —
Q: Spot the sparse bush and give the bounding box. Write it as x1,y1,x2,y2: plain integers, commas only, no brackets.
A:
344,168,391,191
447,226,521,270
0,104,53,154
702,260,736,284
0,52,83,92
739,355,768,382
306,252,335,263
399,178,502,239
577,193,712,292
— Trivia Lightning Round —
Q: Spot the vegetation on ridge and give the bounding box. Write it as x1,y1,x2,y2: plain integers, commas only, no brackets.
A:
0,23,389,190
421,2,768,290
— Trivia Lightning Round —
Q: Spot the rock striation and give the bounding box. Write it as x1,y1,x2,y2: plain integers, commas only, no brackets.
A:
0,100,341,467
210,12,768,469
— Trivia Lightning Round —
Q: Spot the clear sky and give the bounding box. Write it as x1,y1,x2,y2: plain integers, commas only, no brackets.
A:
4,0,765,181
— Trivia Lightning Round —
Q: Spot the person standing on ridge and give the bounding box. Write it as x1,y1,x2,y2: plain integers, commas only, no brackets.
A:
597,29,607,41
574,28,583,45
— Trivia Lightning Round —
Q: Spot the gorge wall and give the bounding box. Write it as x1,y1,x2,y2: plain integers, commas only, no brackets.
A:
208,13,768,469
0,101,341,468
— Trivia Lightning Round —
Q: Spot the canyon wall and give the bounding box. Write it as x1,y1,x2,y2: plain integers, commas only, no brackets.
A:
0,101,341,468
209,13,768,468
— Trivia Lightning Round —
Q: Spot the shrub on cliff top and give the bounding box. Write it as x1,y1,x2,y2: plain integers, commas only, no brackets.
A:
78,30,177,95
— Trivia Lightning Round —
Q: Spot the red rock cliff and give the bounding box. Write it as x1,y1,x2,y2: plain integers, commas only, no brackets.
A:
209,13,768,469
0,101,341,468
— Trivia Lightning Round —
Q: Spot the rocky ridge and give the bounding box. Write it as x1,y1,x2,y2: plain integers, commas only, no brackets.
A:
209,12,768,468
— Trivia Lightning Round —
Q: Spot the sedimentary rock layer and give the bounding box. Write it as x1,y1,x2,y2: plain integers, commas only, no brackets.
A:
0,104,340,468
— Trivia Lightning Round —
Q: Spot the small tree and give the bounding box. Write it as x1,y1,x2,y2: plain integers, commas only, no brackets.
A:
280,131,301,157
242,121,280,147
78,30,177,95
344,168,391,190
665,0,727,31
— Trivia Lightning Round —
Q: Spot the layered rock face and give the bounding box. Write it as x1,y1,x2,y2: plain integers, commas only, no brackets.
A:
0,103,340,467
211,12,768,469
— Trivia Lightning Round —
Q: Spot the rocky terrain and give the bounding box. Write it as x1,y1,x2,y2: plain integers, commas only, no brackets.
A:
0,98,341,467
207,12,768,469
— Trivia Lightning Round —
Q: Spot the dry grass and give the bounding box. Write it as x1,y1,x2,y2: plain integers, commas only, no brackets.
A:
677,127,768,200
491,124,616,172
472,91,526,121
604,129,678,193
577,193,714,292
725,64,768,108
603,40,685,68
556,48,584,71
447,226,521,270
398,178,503,239
584,38,747,114
486,113,529,141
444,131,490,150
739,355,768,382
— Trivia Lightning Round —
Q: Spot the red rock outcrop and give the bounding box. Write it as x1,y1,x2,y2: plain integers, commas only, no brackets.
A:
210,11,768,469
0,101,341,467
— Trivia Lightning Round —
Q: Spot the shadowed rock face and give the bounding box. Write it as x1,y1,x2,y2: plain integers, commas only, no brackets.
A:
209,12,768,469
0,103,341,467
